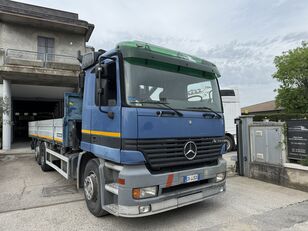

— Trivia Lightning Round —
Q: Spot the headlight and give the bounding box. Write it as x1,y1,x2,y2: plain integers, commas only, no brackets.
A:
216,172,226,182
132,186,158,199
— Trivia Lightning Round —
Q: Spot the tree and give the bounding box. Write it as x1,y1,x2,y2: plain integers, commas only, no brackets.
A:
273,41,308,113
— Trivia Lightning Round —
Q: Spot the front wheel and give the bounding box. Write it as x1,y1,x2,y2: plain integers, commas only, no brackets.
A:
83,159,109,217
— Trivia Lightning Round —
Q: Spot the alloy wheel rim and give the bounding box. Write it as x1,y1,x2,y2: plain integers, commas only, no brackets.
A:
84,172,97,201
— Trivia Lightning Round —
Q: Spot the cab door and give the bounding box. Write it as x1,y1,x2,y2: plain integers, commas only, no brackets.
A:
90,56,122,162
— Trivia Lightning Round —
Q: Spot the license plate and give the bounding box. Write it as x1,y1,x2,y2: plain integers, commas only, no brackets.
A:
183,174,199,183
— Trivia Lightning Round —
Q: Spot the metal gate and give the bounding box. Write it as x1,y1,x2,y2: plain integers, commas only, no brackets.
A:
235,116,254,176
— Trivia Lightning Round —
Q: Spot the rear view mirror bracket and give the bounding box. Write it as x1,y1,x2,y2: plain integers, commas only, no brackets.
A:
95,56,117,119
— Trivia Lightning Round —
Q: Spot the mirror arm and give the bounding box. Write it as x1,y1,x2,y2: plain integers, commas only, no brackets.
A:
97,57,115,120
98,55,116,65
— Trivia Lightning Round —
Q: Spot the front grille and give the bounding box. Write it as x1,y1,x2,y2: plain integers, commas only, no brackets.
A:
123,137,224,172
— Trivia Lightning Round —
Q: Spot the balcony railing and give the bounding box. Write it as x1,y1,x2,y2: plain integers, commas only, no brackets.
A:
1,48,80,71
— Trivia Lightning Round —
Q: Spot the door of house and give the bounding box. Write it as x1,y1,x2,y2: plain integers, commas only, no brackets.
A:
37,36,55,61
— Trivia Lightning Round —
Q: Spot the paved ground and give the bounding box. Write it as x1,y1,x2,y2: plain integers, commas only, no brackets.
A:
0,142,33,155
0,153,308,231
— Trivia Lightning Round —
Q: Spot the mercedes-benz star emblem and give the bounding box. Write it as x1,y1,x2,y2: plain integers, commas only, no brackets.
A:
184,141,197,160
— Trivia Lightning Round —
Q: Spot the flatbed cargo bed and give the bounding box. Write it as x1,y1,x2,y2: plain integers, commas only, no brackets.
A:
29,118,64,144
28,93,82,149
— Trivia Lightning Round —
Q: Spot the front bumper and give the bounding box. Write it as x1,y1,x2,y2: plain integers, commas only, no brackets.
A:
101,158,227,217
111,181,225,217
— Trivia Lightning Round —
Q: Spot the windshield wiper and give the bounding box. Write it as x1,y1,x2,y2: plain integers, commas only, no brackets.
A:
131,100,183,117
187,106,222,119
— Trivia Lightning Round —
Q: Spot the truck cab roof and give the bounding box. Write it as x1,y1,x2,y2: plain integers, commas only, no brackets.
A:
81,40,221,79
117,41,221,78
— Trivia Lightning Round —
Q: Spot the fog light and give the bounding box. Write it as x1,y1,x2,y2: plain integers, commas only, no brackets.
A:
139,205,151,214
216,172,226,182
132,186,158,199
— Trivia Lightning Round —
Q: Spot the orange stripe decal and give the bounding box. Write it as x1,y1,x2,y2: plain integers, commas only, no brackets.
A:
81,129,121,138
166,174,174,187
29,134,63,143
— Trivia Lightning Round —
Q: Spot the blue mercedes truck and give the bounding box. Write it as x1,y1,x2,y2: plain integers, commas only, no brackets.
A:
29,41,227,217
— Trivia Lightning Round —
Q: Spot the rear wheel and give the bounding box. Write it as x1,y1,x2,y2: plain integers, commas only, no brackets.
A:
83,159,109,217
224,135,235,152
35,143,41,165
40,143,53,171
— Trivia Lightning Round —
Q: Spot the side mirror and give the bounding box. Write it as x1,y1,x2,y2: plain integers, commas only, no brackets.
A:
78,71,85,92
95,63,108,79
95,59,116,119
96,78,108,106
95,63,108,106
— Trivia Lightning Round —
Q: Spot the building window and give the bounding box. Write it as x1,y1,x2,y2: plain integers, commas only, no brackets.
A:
37,36,55,61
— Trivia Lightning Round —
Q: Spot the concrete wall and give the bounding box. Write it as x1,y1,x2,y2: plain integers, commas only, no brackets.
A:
250,162,308,192
0,84,74,99
284,167,308,192
0,22,86,56
237,117,308,192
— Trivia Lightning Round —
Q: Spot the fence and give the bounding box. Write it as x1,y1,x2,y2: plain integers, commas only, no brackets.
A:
3,48,79,69
236,116,308,191
46,53,79,65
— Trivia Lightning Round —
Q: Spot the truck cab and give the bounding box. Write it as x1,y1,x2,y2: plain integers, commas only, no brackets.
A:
30,41,227,217
79,41,227,217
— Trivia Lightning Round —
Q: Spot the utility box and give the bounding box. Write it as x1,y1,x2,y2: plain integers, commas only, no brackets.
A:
249,122,285,166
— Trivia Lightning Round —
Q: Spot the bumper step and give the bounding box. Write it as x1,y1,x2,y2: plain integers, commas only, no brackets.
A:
105,183,119,195
104,203,119,215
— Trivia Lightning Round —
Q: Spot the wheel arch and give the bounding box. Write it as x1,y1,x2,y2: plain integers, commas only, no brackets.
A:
225,132,234,139
77,152,97,188
224,133,235,152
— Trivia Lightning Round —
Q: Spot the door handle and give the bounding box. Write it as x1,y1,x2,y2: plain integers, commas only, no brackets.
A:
92,136,97,143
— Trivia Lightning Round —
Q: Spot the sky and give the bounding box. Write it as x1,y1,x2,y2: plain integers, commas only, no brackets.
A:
16,0,308,107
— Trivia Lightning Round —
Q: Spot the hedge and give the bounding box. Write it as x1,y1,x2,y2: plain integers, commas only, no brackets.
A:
252,113,308,122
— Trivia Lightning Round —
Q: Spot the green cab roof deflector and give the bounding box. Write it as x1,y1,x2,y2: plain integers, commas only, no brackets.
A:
117,41,221,79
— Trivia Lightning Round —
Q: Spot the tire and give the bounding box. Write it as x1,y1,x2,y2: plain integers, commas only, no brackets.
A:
224,135,235,152
31,140,35,150
83,159,109,217
35,143,41,165
40,143,53,172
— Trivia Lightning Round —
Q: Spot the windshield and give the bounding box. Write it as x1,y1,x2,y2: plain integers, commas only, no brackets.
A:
124,61,222,112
